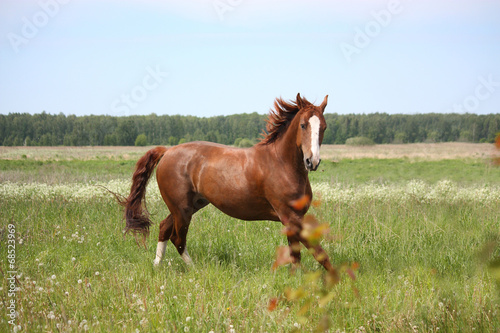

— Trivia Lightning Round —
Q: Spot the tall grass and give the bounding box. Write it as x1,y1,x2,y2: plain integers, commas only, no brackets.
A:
1,178,499,332
1,153,499,332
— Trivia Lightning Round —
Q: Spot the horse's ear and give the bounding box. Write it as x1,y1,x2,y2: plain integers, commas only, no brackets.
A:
320,95,328,113
296,93,303,109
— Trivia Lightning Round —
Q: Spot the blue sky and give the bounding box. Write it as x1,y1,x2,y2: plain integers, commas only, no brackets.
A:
1,0,499,117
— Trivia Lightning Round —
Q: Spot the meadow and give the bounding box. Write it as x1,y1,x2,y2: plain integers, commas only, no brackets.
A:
1,144,500,332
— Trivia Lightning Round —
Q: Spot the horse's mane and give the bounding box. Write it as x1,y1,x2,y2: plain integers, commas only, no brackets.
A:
258,95,312,145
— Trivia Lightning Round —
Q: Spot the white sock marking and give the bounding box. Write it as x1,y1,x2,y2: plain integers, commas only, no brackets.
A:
153,241,167,266
181,249,194,266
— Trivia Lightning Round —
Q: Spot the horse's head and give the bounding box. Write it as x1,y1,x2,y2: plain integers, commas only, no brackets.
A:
295,93,328,171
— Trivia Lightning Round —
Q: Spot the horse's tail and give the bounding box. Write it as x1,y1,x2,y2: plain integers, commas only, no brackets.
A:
121,146,167,240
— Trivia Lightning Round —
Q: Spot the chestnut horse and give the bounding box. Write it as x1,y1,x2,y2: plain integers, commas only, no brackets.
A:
122,93,334,271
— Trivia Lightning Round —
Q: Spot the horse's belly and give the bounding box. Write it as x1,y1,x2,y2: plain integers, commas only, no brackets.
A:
211,198,279,222
201,189,279,222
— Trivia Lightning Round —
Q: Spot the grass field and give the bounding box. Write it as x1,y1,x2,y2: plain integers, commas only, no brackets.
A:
1,144,500,332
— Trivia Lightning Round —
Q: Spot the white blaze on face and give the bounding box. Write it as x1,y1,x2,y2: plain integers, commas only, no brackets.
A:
309,116,321,166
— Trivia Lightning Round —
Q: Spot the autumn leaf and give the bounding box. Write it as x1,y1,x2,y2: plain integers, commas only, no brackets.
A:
272,246,293,270
297,302,310,316
352,286,360,298
346,268,356,281
285,287,306,301
281,226,295,237
325,269,341,288
300,217,330,245
304,271,322,284
268,297,278,311
316,315,332,332
290,195,311,211
318,292,335,307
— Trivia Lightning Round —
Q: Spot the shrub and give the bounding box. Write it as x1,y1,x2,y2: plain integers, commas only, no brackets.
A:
345,136,375,146
238,138,254,148
234,138,243,147
134,134,148,146
168,136,178,146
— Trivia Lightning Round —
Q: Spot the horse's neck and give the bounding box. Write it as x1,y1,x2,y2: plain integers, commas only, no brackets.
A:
270,123,306,175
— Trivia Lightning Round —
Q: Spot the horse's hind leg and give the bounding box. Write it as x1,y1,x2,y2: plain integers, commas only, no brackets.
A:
153,211,194,266
169,209,194,265
153,214,174,266
155,190,207,266
169,194,210,266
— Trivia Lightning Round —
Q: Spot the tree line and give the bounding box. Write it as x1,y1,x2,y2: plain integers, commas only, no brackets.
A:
0,112,498,146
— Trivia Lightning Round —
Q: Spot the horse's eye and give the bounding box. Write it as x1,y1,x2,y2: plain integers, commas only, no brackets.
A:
300,123,306,129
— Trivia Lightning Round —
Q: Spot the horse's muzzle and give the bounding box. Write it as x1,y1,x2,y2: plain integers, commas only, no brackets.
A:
305,158,321,171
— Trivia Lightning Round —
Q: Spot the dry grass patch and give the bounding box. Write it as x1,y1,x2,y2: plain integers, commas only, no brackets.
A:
321,142,495,161
0,143,497,162
0,146,156,161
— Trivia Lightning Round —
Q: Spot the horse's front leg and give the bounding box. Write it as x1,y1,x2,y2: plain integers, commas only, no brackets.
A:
283,215,334,272
279,214,302,265
287,233,302,265
300,238,334,272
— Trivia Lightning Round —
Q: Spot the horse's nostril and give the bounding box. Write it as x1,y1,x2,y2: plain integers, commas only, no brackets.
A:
305,158,313,169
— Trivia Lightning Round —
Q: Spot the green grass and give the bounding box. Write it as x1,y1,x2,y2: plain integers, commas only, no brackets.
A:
0,159,136,184
1,158,499,185
310,159,500,185
1,155,500,332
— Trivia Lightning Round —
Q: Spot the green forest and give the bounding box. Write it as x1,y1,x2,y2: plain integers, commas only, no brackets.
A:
1,112,498,147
